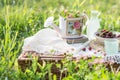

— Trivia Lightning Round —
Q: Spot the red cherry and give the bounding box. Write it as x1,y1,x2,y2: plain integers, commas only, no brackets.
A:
96,33,100,36
108,32,113,36
101,29,106,32
82,48,86,51
103,53,106,56
117,35,120,38
88,47,92,51
97,50,100,52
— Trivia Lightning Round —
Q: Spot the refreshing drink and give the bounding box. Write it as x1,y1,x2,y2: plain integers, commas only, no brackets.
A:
104,39,119,55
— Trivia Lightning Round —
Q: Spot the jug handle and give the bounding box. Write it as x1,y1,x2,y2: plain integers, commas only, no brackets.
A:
82,13,89,32
83,13,89,26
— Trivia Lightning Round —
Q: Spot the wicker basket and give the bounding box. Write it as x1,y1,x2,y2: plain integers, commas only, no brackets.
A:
18,51,120,79
18,51,66,80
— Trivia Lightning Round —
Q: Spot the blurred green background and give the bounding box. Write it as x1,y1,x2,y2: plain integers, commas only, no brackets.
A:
0,0,120,79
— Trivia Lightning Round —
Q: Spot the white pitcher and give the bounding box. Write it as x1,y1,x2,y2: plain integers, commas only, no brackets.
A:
86,10,100,40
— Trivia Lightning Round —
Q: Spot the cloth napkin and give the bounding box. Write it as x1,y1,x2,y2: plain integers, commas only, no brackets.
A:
22,28,78,54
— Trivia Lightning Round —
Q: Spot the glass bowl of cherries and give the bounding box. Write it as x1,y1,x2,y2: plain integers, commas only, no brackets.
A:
95,29,120,43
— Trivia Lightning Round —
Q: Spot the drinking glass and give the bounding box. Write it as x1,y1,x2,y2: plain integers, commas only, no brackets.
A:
104,39,119,55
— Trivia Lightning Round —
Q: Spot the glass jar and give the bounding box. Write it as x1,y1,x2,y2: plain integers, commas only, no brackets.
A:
104,39,119,55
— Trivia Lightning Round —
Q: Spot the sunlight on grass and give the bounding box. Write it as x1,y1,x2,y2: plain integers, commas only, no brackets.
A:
0,0,120,80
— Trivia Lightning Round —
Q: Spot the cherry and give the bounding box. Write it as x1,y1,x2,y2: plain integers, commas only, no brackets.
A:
101,29,106,32
117,35,120,38
108,32,112,36
82,48,86,51
88,47,92,51
96,33,100,36
106,35,110,38
97,50,100,52
103,53,106,56
102,35,106,38
97,29,119,38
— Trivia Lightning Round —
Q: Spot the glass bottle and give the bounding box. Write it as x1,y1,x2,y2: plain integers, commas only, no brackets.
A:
87,11,100,40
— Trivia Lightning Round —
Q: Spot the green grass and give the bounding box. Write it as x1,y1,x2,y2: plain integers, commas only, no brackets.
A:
0,0,120,80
